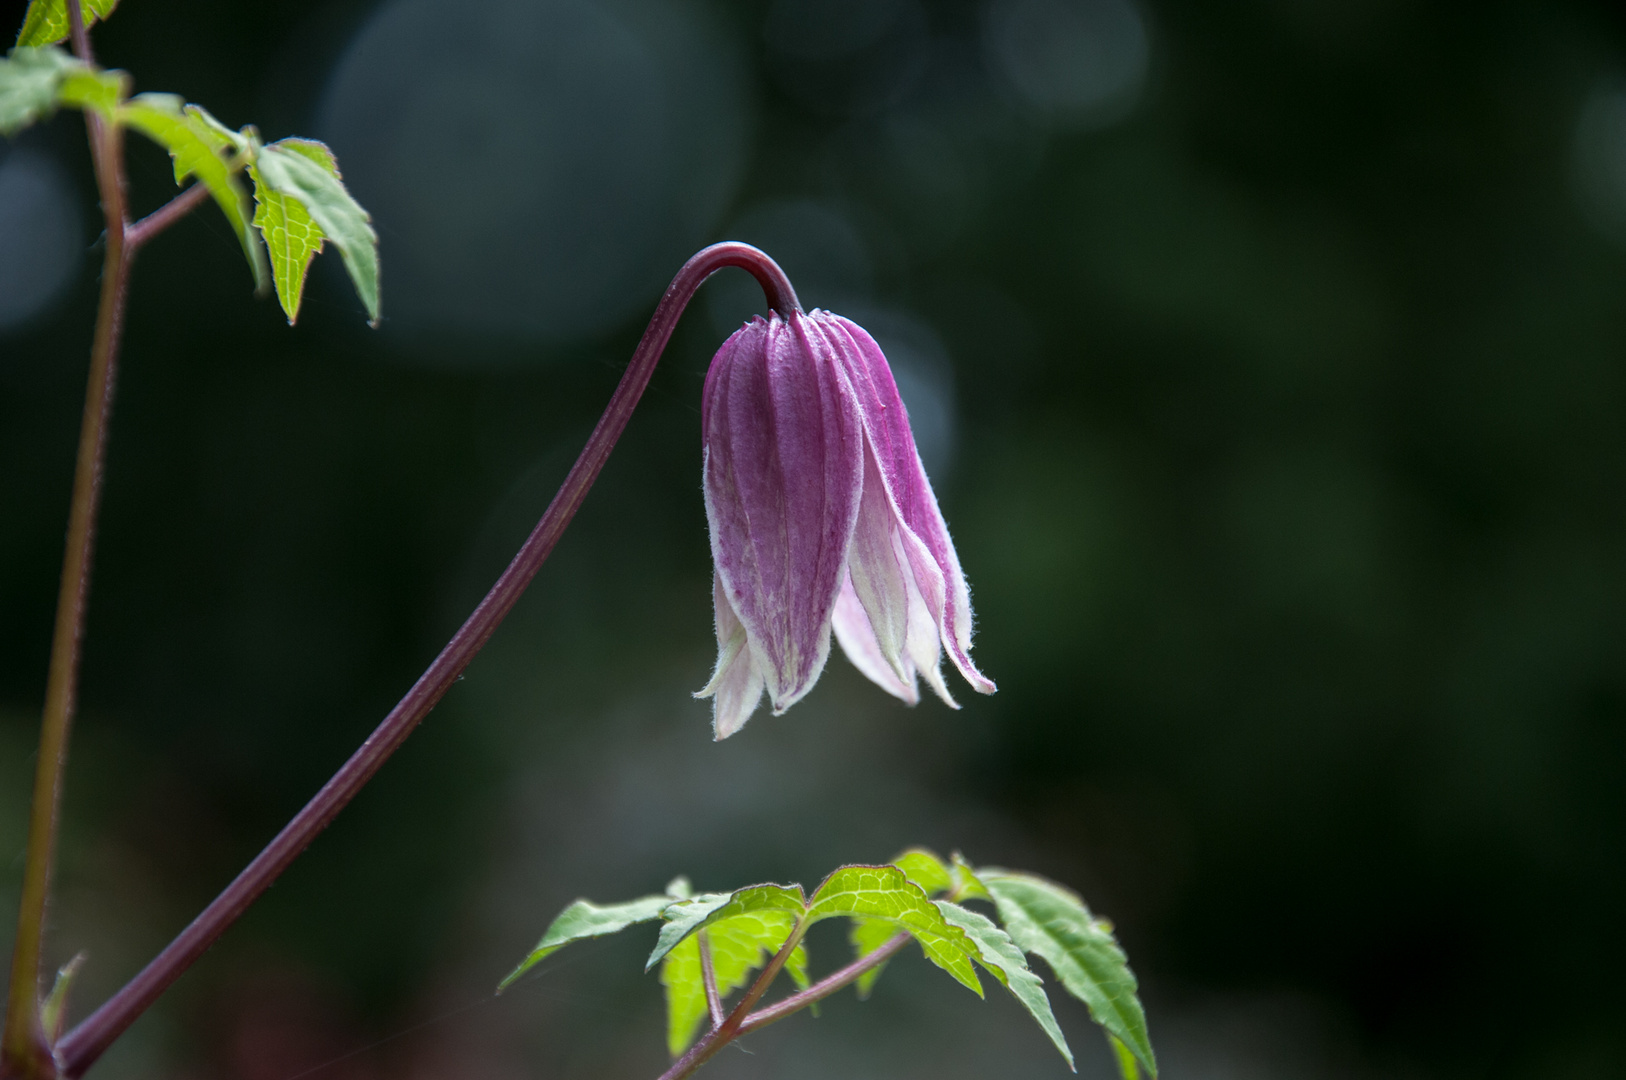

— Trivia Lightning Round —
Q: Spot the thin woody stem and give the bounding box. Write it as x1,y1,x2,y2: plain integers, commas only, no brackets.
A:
657,930,912,1080
658,922,807,1080
698,932,725,1029
1,4,126,1076
126,184,212,252
737,931,909,1035
53,242,799,1078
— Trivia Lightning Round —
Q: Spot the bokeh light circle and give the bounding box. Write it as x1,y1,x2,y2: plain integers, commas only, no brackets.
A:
318,0,751,354
0,149,82,334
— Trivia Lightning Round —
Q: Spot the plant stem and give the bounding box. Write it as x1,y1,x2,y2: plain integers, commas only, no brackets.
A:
657,930,912,1080
54,242,799,1078
737,932,909,1035
698,932,724,1029
1,6,127,1076
125,184,212,252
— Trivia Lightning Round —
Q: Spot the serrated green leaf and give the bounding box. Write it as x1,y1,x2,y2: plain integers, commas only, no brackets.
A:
892,848,952,896
660,935,711,1058
16,0,119,48
249,139,338,324
1110,1034,1141,1080
646,884,804,971
979,870,1156,1078
807,864,982,996
937,899,1074,1071
0,45,77,134
950,852,991,902
659,909,809,1057
118,93,267,292
254,138,378,325
498,893,672,992
848,917,898,999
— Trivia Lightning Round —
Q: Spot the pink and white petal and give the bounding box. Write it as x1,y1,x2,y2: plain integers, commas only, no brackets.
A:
833,575,920,705
845,445,913,683
819,314,994,695
702,313,863,711
900,537,957,709
710,648,765,739
695,573,765,738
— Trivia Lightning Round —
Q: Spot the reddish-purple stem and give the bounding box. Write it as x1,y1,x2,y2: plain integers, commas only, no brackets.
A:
698,931,725,1029
657,930,912,1080
54,242,799,1077
126,184,213,252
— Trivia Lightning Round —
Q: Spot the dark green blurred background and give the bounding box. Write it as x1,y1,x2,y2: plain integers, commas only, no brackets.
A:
3,0,1624,1076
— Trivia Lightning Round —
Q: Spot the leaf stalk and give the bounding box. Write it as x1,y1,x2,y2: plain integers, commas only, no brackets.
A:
697,931,724,1030
126,183,212,252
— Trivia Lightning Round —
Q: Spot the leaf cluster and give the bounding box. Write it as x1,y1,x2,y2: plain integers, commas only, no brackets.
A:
502,849,1157,1078
0,25,377,326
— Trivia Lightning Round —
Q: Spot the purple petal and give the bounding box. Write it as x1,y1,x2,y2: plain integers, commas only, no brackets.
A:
702,313,864,713
696,573,765,738
832,575,919,704
814,313,996,695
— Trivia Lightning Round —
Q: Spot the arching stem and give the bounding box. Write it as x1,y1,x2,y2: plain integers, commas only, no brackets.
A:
53,242,799,1077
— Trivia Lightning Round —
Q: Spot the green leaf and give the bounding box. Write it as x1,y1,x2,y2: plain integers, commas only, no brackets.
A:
950,852,991,902
891,848,952,896
249,140,337,325
659,909,809,1057
646,884,805,971
16,0,119,48
184,102,250,153
807,864,983,996
118,93,267,292
498,893,672,993
1109,1034,1141,1080
253,137,379,325
979,870,1156,1078
937,899,1074,1071
0,45,77,134
56,63,121,118
39,952,85,1040
848,917,898,999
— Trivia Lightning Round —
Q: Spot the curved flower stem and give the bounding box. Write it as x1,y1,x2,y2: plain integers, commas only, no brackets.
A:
54,242,799,1078
1,5,126,1076
658,930,911,1080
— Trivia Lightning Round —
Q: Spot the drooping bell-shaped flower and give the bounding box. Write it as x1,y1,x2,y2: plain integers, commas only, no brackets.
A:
697,309,995,738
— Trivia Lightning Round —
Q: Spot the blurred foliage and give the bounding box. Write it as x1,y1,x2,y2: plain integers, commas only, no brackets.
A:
2,0,1625,1076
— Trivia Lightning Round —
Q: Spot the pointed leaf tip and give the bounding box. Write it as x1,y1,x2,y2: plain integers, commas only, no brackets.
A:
498,893,672,993
937,900,1075,1070
252,138,379,326
980,871,1156,1077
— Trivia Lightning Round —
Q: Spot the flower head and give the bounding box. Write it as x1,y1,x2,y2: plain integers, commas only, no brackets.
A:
697,308,995,738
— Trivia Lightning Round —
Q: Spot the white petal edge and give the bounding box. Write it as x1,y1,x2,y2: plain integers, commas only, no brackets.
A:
696,574,766,738
832,575,920,705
